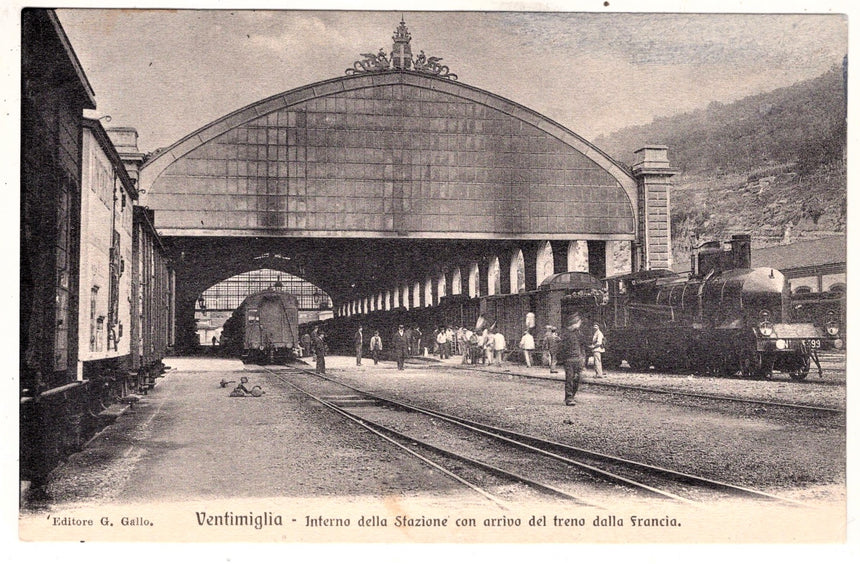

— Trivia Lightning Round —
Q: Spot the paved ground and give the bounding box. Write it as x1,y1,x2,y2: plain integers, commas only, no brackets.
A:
18,354,846,543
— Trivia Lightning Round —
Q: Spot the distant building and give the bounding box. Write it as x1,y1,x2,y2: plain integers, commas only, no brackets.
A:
752,236,846,295
753,236,846,341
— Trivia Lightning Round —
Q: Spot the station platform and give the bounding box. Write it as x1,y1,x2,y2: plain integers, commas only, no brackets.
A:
19,353,845,543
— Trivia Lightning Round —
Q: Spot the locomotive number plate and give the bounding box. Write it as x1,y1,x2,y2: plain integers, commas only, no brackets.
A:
803,339,822,349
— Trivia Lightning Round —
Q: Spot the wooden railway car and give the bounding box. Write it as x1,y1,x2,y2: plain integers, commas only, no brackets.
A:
221,290,300,364
76,119,137,407
131,206,174,391
20,16,176,489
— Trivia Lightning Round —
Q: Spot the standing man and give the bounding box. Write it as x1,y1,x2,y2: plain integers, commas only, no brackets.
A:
519,329,535,368
370,330,383,365
404,326,414,356
436,327,448,359
541,326,554,368
557,312,586,406
590,323,605,378
548,327,560,374
492,328,507,366
483,328,495,365
354,325,364,366
412,327,423,356
301,332,312,358
394,325,409,370
312,328,327,375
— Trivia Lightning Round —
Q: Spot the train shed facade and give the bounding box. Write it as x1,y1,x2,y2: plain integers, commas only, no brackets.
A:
138,21,674,348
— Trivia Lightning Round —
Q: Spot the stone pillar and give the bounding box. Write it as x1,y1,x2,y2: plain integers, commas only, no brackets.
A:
478,262,489,297
587,240,607,279
549,241,568,275
498,253,512,295
521,241,541,292
567,240,589,272
632,146,676,271
606,240,633,276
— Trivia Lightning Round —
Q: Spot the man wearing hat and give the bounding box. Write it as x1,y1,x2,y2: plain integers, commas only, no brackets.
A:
590,322,606,378
393,324,410,370
557,312,586,406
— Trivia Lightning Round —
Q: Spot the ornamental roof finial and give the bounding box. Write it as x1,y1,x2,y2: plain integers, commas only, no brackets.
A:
345,18,457,80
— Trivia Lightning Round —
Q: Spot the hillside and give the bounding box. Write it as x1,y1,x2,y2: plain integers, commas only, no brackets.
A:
593,64,847,267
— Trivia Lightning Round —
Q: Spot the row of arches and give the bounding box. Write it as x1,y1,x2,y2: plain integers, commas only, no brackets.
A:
337,240,611,317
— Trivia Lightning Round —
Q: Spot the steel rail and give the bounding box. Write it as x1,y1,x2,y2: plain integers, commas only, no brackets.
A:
268,367,710,504
441,364,845,415
265,367,511,511
264,367,602,506
273,365,808,507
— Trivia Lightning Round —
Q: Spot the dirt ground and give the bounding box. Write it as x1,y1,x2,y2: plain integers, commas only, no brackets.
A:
19,355,846,543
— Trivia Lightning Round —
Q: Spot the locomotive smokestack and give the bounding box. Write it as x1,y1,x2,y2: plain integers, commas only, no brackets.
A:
730,234,751,270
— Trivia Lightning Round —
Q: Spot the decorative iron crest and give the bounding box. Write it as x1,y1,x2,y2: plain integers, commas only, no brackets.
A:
412,50,456,80
345,19,458,80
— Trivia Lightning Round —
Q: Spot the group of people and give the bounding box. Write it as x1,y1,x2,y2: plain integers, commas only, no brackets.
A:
353,324,412,370
305,312,606,406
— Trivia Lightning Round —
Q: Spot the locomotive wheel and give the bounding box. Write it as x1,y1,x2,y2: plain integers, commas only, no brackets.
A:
715,358,737,378
741,353,772,380
789,356,811,381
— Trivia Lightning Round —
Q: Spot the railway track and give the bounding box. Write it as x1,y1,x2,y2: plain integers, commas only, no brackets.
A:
257,364,807,509
442,363,845,416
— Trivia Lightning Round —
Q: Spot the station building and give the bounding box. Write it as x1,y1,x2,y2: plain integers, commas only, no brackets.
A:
137,20,675,351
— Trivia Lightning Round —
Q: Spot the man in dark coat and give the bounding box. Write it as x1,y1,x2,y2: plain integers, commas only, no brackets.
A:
300,333,312,358
404,326,414,356
354,325,364,366
557,312,586,405
312,328,326,375
393,325,410,370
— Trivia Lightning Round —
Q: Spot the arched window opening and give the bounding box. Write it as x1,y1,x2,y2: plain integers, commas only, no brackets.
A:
385,290,392,311
567,240,589,272
413,281,422,308
487,256,501,296
468,262,480,298
536,241,554,286
424,277,433,307
402,284,410,309
829,283,846,294
452,268,462,295
510,249,526,293
437,273,447,302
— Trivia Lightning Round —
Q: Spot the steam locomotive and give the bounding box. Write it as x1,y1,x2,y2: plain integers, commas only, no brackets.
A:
600,235,842,379
220,289,300,364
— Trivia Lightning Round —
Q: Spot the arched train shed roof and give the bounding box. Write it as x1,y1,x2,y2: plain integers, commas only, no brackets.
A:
140,71,637,240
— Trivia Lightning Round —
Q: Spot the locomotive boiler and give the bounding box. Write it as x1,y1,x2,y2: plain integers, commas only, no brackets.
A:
221,289,300,364
602,235,842,379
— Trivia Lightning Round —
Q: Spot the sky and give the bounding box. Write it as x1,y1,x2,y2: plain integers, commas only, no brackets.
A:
45,6,849,155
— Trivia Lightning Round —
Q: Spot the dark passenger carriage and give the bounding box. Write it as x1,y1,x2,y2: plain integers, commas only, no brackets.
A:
221,290,300,364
